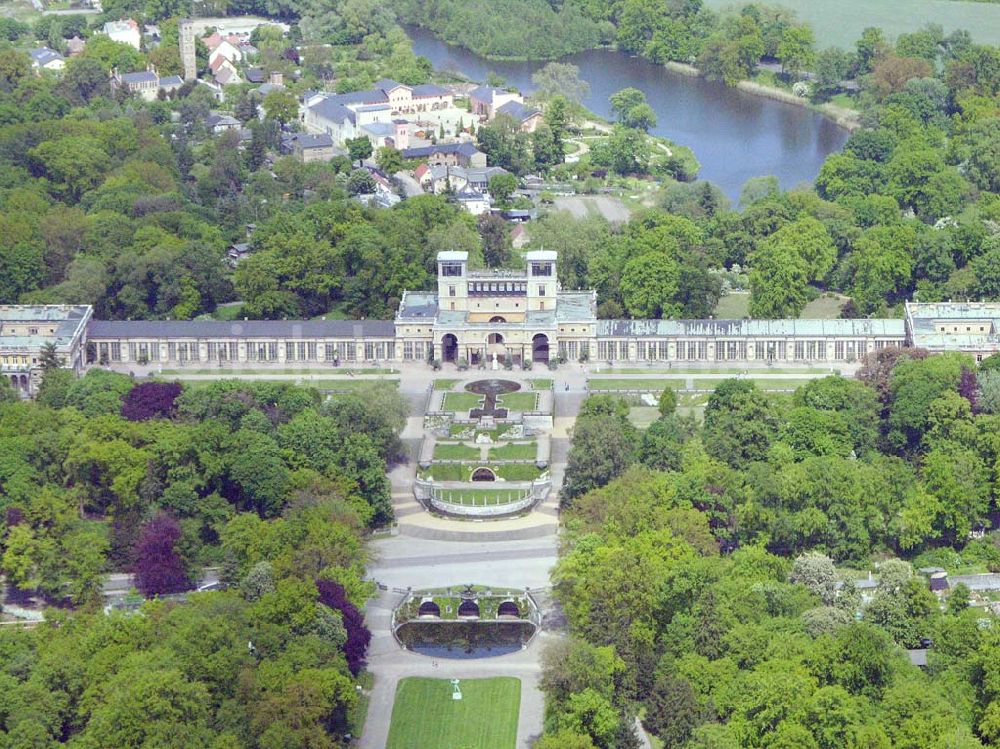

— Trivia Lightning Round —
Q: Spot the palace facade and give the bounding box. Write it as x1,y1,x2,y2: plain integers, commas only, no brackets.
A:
5,252,1000,396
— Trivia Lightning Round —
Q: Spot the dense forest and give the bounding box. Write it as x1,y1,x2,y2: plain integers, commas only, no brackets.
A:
0,371,405,601
537,347,1000,747
0,370,404,745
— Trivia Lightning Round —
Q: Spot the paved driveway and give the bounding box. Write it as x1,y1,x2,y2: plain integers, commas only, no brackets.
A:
360,585,552,749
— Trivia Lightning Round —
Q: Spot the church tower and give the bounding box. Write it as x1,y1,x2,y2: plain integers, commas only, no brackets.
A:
179,19,196,82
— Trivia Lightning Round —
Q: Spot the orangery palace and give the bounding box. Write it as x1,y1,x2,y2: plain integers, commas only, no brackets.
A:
2,251,999,396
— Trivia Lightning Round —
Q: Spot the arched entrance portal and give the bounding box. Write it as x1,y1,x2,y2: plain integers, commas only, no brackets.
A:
489,316,507,323
532,334,550,364
441,334,458,363
487,332,506,361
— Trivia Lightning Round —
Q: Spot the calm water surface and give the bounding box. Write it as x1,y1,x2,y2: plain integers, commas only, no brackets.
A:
407,26,849,200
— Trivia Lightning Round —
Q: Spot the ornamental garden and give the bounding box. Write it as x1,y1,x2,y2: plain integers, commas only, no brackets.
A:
415,378,554,517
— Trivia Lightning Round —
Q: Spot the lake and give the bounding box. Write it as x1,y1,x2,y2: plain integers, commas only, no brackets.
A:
407,26,850,201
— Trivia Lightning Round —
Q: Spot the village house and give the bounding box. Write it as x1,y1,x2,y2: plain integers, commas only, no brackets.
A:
206,113,241,134
282,132,337,163
110,67,183,101
103,18,141,49
454,186,491,216
354,169,402,209
401,142,486,168
29,47,65,72
496,100,543,133
469,86,524,119
418,164,512,196
209,55,241,86
203,32,244,67
511,224,530,249
227,242,252,267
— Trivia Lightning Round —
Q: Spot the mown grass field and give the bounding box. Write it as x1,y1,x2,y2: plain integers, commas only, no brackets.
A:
176,378,399,390
432,443,482,461
422,463,542,482
386,677,520,749
702,0,1000,47
497,392,539,411
590,376,822,392
442,392,485,412
713,292,749,319
489,442,537,461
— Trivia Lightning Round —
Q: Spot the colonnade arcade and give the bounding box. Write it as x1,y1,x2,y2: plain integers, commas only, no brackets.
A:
438,332,550,365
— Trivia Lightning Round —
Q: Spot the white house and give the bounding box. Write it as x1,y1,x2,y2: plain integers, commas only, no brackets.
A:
454,186,490,216
469,86,524,119
207,39,242,68
29,47,65,72
103,18,141,49
302,91,410,149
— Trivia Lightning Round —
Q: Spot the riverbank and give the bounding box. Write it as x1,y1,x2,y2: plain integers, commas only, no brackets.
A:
737,80,862,131
664,61,861,131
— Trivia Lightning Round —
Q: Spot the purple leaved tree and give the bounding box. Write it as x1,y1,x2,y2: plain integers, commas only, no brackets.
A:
132,512,191,597
959,367,979,413
316,579,371,675
122,382,183,421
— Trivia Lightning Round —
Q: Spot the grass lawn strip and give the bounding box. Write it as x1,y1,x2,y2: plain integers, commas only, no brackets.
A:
489,443,537,461
385,677,520,749
528,379,553,390
590,376,824,392
421,463,542,482
442,392,485,412
496,392,538,411
161,367,395,375
432,379,460,390
432,443,482,461
176,378,398,390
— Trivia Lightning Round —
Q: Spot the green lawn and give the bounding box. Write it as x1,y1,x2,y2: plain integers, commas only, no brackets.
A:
497,463,543,480
497,392,538,411
691,377,817,391
590,378,680,392
591,375,825,392
421,464,469,481
442,392,485,412
713,292,749,319
801,294,849,319
628,406,661,429
604,366,831,374
163,368,396,375
529,379,553,390
433,443,482,461
489,443,537,461
209,302,245,321
177,378,398,390
386,677,520,749
421,463,542,481
703,0,1000,47
433,379,460,390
